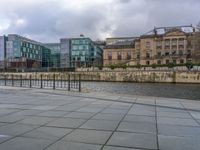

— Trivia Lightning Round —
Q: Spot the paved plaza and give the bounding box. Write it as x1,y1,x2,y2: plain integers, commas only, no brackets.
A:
0,86,200,150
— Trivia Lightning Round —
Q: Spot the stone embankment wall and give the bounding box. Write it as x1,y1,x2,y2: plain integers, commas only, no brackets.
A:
1,71,200,84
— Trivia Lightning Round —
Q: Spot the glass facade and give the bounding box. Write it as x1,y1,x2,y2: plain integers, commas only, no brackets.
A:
44,43,61,68
4,34,46,69
0,36,7,69
70,38,103,68
60,38,70,68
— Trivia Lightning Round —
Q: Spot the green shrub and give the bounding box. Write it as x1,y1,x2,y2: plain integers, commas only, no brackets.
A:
167,62,175,68
151,64,157,69
185,61,194,70
110,65,115,70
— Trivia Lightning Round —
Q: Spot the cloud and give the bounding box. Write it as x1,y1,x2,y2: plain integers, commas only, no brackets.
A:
0,0,200,42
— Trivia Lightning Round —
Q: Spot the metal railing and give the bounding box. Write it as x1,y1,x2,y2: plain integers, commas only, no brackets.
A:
0,74,81,92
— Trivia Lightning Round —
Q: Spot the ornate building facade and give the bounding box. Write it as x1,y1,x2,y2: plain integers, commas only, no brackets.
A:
103,25,200,66
103,37,138,66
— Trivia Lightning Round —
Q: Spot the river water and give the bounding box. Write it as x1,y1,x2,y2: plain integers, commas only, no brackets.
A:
82,82,200,100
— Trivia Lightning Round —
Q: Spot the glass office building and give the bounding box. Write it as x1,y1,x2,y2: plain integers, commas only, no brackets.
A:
44,43,61,68
3,34,48,70
60,38,70,68
0,36,7,69
70,38,103,68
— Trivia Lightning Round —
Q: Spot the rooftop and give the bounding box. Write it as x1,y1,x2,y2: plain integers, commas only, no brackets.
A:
142,25,195,37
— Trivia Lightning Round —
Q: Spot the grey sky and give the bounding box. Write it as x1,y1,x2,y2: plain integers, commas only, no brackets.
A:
0,0,200,42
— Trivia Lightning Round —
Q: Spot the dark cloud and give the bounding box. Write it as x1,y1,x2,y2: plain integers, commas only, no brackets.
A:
0,0,200,42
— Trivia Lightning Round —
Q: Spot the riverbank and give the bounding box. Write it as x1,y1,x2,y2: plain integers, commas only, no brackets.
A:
1,70,200,84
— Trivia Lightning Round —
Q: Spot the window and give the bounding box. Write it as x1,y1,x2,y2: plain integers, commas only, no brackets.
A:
127,52,131,60
79,45,83,50
173,60,176,64
146,53,150,58
23,47,26,52
166,59,169,64
117,52,122,60
157,52,161,57
172,39,177,45
157,60,161,65
146,41,150,49
172,51,176,55
72,45,78,50
146,61,150,65
165,52,169,56
180,59,184,64
108,52,112,60
179,50,183,55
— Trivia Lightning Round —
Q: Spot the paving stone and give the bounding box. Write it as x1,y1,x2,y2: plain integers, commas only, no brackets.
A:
0,109,19,116
157,111,192,119
131,105,155,111
158,135,200,150
92,113,125,121
0,123,7,127
63,129,112,145
46,141,101,150
101,108,128,114
13,109,44,116
36,110,69,117
107,132,157,149
0,123,37,136
157,117,199,126
0,135,12,143
117,121,156,134
0,137,52,150
123,115,156,123
23,127,72,140
128,109,155,116
103,146,141,150
0,114,28,123
189,111,200,120
31,105,58,110
109,103,132,110
46,118,86,128
65,112,95,119
158,124,200,137
156,107,186,113
80,119,119,131
19,116,55,125
76,107,103,113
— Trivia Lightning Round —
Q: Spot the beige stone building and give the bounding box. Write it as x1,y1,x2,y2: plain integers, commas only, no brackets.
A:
192,31,200,64
103,37,138,66
140,25,196,65
103,25,200,66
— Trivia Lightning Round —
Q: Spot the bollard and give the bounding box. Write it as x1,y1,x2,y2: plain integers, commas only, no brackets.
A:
20,75,22,87
12,74,14,86
40,74,43,89
68,74,70,91
4,75,7,86
79,74,81,92
53,74,55,90
30,75,32,88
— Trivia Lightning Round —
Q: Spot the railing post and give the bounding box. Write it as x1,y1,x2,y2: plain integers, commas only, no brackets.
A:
53,74,55,90
20,75,22,87
30,75,32,88
68,74,70,91
79,74,81,92
40,74,43,89
4,74,7,86
12,74,14,86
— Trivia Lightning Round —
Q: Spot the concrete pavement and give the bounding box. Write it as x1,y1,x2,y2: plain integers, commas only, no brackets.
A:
0,86,200,150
